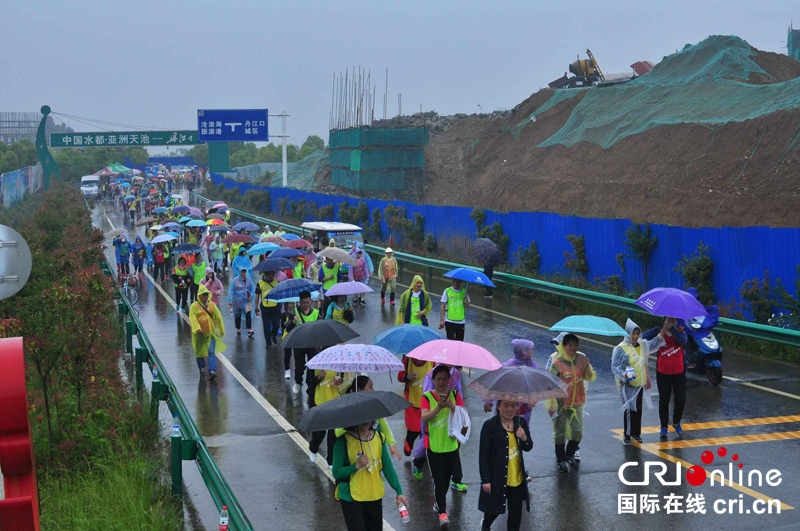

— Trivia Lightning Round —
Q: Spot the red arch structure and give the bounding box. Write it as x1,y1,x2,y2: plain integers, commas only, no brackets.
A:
0,337,40,530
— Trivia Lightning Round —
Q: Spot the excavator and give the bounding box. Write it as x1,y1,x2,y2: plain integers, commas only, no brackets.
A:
549,49,606,89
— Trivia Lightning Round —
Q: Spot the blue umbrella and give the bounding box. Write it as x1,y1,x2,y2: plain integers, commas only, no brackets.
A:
151,234,177,244
153,207,168,214
254,257,296,272
165,231,181,238
248,242,281,256
282,234,300,240
549,315,628,337
124,194,136,201
120,182,132,188
269,247,304,258
163,222,182,231
186,220,206,228
178,216,193,223
232,221,259,232
443,267,495,287
209,226,231,233
374,324,444,355
174,243,203,255
267,278,323,301
272,291,320,303
172,205,190,214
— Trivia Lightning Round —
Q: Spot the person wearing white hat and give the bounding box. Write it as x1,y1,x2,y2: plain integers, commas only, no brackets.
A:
378,247,398,305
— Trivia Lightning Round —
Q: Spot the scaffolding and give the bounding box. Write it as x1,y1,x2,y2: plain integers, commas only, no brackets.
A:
0,112,74,145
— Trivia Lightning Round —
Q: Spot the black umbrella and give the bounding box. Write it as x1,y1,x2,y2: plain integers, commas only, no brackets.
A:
253,257,296,273
296,391,410,432
473,238,502,267
281,320,359,349
174,243,203,255
467,366,567,404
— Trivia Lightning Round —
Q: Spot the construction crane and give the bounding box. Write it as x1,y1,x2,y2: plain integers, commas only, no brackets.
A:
549,49,606,89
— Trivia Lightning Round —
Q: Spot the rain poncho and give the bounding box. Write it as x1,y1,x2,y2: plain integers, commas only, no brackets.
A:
131,237,146,268
394,275,432,326
231,249,254,282
189,284,226,358
611,319,664,412
200,267,223,306
349,242,374,273
546,340,596,445
113,237,130,262
484,339,538,423
228,269,256,311
348,252,370,283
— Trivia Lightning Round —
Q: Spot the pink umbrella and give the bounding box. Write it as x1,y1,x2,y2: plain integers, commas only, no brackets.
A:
406,339,502,371
324,282,374,297
283,238,313,249
306,344,404,374
188,207,204,217
212,203,228,209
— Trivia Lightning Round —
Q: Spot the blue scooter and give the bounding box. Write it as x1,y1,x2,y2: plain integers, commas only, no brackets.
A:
680,288,724,385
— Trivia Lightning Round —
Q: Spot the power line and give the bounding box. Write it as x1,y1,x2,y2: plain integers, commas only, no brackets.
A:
52,112,116,132
52,112,172,131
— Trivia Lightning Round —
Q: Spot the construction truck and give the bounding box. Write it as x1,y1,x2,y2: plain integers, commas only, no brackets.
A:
549,49,606,89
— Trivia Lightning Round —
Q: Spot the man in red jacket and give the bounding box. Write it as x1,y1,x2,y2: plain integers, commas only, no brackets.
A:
643,317,687,439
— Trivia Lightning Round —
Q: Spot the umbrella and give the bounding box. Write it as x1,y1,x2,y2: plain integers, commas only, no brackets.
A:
223,233,255,244
135,217,157,227
267,278,323,301
150,225,163,231
206,219,226,225
186,220,206,228
169,194,183,199
473,238,502,267
307,344,404,373
163,222,182,231
187,214,204,221
153,207,168,214
253,257,296,272
269,247,304,259
468,366,568,404
265,236,286,245
211,203,228,209
635,288,708,320
443,267,495,288
282,234,300,241
374,324,444,355
151,234,177,244
165,231,181,238
283,238,313,249
210,225,231,233
323,282,374,297
272,291,321,303
248,242,282,256
120,182,132,188
174,243,203,255
281,320,360,349
232,221,260,232
296,391,410,433
179,216,193,223
172,205,190,214
206,213,225,220
124,194,136,202
407,339,502,371
107,229,126,238
188,207,203,217
318,247,357,266
549,315,628,337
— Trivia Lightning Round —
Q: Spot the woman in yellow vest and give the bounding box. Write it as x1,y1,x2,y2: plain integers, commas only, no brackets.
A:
395,275,433,326
398,355,435,463
332,417,407,530
255,270,281,345
325,295,354,326
189,284,226,379
419,365,466,528
309,369,354,465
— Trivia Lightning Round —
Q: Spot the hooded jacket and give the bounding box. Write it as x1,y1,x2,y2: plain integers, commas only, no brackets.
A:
189,284,226,357
395,275,432,326
200,267,223,306
231,249,253,280
611,318,664,411
549,342,595,408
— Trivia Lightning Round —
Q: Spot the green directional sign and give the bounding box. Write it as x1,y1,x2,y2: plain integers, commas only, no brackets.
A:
49,130,200,148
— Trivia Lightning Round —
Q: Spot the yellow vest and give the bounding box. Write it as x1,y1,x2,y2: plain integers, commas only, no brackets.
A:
507,434,523,487
258,279,279,307
407,360,434,408
344,432,384,502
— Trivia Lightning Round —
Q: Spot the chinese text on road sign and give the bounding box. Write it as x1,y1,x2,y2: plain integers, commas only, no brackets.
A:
197,109,269,142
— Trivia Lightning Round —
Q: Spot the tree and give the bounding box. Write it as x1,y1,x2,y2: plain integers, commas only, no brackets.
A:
185,144,209,166
564,234,589,278
304,135,325,151
0,151,20,174
128,147,149,165
621,223,658,289
675,242,715,304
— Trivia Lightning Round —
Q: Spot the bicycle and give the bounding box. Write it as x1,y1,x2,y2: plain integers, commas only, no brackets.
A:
120,272,140,312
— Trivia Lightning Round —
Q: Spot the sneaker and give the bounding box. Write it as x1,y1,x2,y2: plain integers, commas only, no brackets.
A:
412,464,423,480
403,441,412,457
567,458,580,470
526,476,533,483
623,435,632,446
673,423,684,438
209,371,216,380
660,426,668,438
236,330,241,336
450,481,467,492
292,383,301,394
359,299,366,305
438,513,450,528
557,461,569,473
272,336,279,345
632,436,643,444
248,330,255,338
284,370,291,380
390,300,395,306
309,453,317,463
199,368,205,377
381,298,385,304
573,449,581,461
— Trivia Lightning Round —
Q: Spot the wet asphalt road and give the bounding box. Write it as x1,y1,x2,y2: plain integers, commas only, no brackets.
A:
95,193,800,531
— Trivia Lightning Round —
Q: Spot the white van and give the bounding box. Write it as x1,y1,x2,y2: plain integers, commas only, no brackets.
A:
80,175,101,198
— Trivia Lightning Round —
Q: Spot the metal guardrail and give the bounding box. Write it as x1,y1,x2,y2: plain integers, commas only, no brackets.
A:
106,262,253,531
193,192,800,348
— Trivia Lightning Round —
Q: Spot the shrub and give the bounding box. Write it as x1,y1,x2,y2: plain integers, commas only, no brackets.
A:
317,204,334,220
243,189,271,213
423,233,438,254
277,197,289,216
367,208,383,241
515,241,541,275
621,223,658,289
675,242,715,304
595,275,625,296
470,207,510,261
564,234,589,278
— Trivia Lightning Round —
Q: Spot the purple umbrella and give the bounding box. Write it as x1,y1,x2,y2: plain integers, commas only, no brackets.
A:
324,282,374,297
306,344,404,374
188,207,203,217
635,287,708,320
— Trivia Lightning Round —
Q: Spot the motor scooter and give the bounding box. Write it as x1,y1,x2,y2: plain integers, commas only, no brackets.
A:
680,288,723,385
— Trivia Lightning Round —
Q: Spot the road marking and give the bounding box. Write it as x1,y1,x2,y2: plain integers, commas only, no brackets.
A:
738,381,800,401
614,430,800,450
611,414,800,435
612,434,795,511
104,208,397,531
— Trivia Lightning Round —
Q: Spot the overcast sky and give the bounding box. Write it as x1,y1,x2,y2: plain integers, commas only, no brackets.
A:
2,0,797,149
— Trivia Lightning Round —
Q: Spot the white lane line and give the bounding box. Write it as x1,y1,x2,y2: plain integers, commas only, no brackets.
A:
104,209,397,530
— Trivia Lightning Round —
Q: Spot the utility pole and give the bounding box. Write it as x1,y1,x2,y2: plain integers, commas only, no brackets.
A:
269,111,290,187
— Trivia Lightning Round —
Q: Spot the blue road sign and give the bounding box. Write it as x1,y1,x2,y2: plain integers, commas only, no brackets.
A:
197,109,269,142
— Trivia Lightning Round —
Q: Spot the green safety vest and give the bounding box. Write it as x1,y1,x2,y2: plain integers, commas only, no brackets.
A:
410,295,422,325
424,390,459,453
192,262,207,284
322,263,339,291
444,287,467,322
295,307,319,324
293,261,304,280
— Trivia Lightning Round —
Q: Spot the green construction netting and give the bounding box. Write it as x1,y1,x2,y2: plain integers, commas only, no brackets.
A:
527,35,800,149
331,168,406,190
329,127,428,148
328,148,424,170
790,29,800,62
508,88,587,140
